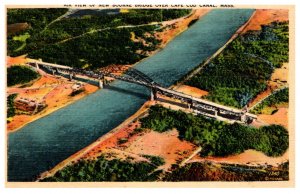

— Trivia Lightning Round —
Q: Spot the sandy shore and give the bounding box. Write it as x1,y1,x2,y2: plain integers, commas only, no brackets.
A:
242,9,288,33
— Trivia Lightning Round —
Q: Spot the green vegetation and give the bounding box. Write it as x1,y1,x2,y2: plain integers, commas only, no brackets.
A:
27,26,160,68
186,22,289,108
41,155,164,182
7,94,18,118
117,137,128,144
69,88,85,97
140,105,288,157
142,155,165,167
12,32,31,52
7,65,40,86
251,88,289,114
7,8,68,56
7,9,191,69
163,161,289,181
7,8,68,29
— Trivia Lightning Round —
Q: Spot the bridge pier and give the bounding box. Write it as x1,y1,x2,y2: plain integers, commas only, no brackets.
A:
52,70,55,75
69,73,73,81
98,79,104,89
241,114,246,122
98,75,106,89
35,62,39,70
150,88,157,101
188,100,194,110
214,109,218,117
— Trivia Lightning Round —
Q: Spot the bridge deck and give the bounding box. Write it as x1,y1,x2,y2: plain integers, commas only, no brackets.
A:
28,61,257,121
31,61,73,70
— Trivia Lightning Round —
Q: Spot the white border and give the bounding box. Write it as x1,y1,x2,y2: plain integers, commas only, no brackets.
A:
1,0,299,193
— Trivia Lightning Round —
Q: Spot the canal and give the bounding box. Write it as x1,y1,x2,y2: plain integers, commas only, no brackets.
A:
8,9,254,181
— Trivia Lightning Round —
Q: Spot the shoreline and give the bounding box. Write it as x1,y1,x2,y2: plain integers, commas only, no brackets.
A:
38,100,155,180
7,85,98,134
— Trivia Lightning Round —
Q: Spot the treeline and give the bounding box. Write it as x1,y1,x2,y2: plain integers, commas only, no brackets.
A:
163,161,289,181
41,155,164,182
7,65,40,86
251,87,289,114
7,94,17,118
27,26,161,69
121,9,191,25
140,105,289,157
186,22,289,108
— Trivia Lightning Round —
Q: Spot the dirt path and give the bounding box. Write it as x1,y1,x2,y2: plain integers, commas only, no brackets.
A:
180,146,202,166
57,23,162,44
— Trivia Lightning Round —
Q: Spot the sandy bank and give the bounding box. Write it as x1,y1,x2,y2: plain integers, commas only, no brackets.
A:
190,149,288,167
7,56,99,132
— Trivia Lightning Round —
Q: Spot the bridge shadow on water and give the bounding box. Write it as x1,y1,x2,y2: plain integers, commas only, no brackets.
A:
104,85,149,100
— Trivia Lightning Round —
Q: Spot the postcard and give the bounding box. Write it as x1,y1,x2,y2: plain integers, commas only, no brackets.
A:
5,4,295,188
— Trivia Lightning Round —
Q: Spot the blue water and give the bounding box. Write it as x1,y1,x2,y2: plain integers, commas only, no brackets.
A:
8,9,254,181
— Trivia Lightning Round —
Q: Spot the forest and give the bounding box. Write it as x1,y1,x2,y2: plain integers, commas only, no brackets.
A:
7,8,68,55
27,26,160,68
251,87,289,114
163,161,289,181
186,22,289,108
7,9,191,69
7,65,40,86
140,105,289,157
41,155,164,182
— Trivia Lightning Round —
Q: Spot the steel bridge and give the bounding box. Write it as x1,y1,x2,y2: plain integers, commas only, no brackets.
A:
28,61,257,124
